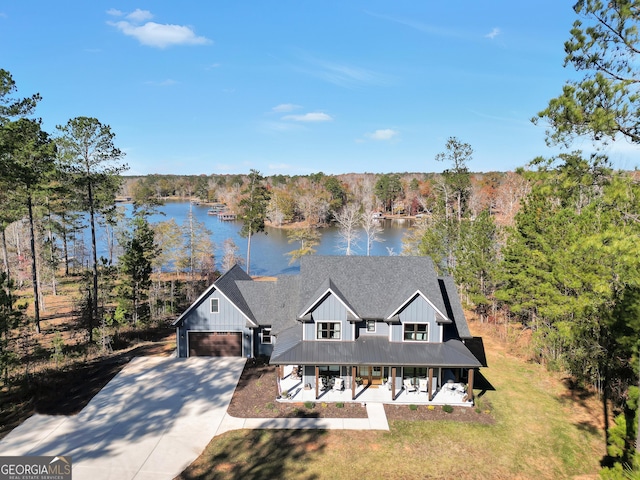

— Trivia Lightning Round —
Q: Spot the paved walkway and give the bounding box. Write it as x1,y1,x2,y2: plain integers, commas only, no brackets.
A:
216,402,389,436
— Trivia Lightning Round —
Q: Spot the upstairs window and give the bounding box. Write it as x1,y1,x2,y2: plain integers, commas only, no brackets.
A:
262,327,272,344
404,323,428,341
210,298,219,313
317,322,341,340
366,320,376,332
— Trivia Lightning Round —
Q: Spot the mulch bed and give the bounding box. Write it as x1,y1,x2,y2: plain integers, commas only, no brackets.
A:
227,358,495,423
227,358,368,419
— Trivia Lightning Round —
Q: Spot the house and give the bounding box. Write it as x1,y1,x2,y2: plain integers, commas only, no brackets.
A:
173,256,483,405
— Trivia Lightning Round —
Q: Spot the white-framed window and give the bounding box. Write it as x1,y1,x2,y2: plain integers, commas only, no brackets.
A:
262,327,272,344
366,320,376,332
317,322,341,340
210,298,219,313
404,323,428,341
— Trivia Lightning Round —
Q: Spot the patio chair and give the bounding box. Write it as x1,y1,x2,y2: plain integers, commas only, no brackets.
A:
333,377,344,391
418,378,429,394
403,379,417,394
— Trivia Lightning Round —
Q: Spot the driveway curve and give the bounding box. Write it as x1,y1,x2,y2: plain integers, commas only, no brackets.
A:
0,356,246,480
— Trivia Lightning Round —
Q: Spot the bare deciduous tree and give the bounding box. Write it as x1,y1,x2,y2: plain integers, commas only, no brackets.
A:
334,203,361,256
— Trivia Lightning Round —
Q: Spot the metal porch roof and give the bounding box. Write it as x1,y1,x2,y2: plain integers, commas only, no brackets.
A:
269,327,481,368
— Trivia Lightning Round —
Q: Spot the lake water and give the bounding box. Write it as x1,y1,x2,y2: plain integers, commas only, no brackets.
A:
100,201,412,276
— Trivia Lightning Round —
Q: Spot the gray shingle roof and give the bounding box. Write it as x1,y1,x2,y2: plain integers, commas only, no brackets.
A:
172,264,256,327
175,256,473,350
439,277,471,339
215,264,257,326
298,278,358,319
296,256,449,320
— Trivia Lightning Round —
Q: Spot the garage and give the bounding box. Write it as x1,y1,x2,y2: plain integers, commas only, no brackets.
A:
188,332,243,357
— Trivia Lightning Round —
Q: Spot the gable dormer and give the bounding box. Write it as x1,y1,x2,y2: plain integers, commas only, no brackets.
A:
386,290,452,343
298,279,359,342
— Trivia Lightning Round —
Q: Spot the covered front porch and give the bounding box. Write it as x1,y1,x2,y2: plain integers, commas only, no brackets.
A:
276,364,475,407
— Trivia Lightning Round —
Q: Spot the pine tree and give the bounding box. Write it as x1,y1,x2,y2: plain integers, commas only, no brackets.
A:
56,117,127,341
239,170,270,275
2,118,57,333
286,227,320,265
117,208,159,325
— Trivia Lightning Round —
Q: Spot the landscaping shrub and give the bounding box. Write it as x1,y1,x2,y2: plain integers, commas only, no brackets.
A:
304,401,315,409
442,404,454,413
336,402,344,408
409,404,418,411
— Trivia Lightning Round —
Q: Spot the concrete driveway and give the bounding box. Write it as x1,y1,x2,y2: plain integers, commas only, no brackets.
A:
0,356,246,480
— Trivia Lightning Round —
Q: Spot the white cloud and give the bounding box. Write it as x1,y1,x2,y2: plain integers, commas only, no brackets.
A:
272,103,301,113
106,8,123,16
282,112,333,122
365,129,398,141
127,9,153,22
485,28,500,39
107,10,212,48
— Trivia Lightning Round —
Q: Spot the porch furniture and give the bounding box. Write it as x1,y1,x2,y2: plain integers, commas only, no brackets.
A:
403,379,417,394
321,376,336,390
333,377,344,391
418,378,429,394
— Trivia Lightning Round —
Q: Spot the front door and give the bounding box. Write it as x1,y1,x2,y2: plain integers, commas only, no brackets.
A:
357,366,384,386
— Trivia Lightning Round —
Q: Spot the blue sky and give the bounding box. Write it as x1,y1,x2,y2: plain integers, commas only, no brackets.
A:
2,2,638,175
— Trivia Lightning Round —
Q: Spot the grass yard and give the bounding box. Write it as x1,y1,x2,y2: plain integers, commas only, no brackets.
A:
176,323,604,480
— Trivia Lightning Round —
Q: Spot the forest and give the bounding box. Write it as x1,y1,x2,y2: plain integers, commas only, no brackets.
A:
1,1,640,477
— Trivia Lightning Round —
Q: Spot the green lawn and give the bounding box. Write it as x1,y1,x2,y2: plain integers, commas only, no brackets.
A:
176,334,604,480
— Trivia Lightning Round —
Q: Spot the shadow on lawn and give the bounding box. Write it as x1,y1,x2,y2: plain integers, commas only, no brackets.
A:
177,429,327,480
556,377,603,436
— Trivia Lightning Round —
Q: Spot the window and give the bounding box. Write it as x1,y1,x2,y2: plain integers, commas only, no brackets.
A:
404,367,427,379
317,322,341,340
319,365,340,375
262,327,272,344
404,323,428,341
210,298,219,313
366,320,376,332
